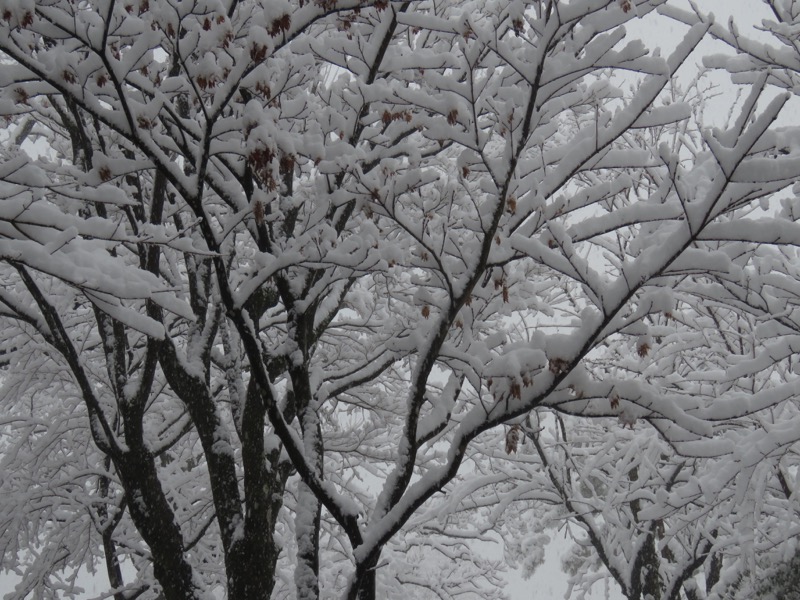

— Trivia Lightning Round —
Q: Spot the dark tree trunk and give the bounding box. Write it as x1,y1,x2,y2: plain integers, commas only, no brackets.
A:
640,530,663,600
295,399,323,600
357,566,377,600
97,460,126,600
229,378,294,600
629,465,663,600
295,481,322,600
706,552,722,595
117,451,199,600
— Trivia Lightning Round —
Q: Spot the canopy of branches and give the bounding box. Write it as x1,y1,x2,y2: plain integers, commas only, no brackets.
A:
1,1,800,600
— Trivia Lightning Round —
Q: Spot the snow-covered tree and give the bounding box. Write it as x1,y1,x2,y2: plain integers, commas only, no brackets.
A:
728,550,800,600
3,0,800,599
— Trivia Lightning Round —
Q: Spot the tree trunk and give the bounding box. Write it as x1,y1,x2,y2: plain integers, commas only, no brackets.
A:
706,552,722,595
117,452,199,600
357,566,377,600
295,481,322,600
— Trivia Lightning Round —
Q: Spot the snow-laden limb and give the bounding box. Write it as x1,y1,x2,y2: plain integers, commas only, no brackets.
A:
338,10,799,600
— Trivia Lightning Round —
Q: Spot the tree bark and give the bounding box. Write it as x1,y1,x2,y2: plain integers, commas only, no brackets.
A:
116,451,199,600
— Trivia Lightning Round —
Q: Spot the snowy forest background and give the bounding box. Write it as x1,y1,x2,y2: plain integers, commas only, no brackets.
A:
2,0,800,599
